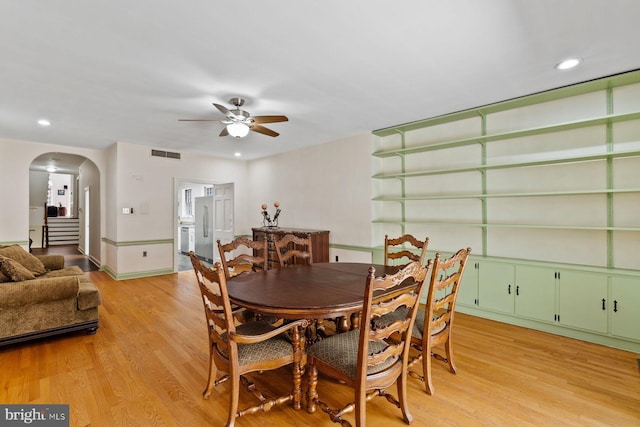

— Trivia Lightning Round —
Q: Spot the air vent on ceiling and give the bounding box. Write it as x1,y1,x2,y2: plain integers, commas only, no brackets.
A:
151,149,181,160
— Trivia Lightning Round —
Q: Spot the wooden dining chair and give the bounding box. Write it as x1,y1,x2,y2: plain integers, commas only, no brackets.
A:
376,247,471,395
189,252,308,427
274,233,313,267
413,247,471,394
217,236,267,280
305,261,428,427
384,234,429,267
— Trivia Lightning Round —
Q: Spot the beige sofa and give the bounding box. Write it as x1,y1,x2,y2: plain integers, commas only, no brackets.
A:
0,245,101,346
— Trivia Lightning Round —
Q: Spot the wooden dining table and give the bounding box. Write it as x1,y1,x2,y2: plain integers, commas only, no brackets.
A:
227,262,402,323
226,262,403,410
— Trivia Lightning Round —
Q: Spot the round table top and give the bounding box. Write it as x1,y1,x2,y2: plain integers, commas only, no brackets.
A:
226,262,400,319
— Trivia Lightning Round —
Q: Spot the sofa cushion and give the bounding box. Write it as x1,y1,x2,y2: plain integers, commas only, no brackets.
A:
36,254,65,271
0,255,36,281
40,266,85,278
0,245,47,276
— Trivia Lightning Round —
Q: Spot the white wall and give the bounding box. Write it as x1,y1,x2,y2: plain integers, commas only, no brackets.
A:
29,170,49,207
247,133,374,262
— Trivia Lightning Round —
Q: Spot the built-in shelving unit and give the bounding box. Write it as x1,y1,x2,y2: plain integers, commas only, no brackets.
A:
371,70,640,352
372,70,640,268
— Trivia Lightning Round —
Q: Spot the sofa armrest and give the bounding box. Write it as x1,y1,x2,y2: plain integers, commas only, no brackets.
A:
0,276,79,308
36,255,65,271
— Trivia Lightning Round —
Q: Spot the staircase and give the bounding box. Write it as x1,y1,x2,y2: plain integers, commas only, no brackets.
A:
46,217,80,246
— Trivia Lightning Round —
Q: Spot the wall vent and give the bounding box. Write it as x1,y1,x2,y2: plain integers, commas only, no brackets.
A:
151,149,181,160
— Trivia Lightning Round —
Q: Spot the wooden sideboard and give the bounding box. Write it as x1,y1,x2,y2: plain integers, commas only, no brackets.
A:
252,227,330,269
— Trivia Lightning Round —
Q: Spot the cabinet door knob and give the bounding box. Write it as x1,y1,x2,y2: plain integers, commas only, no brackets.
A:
601,298,606,310
508,284,511,294
613,300,618,312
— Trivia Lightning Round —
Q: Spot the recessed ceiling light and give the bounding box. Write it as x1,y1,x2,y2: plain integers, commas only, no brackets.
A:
37,119,51,126
555,58,581,70
234,152,242,157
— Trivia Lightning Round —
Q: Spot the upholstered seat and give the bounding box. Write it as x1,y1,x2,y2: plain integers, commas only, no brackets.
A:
306,329,397,379
214,321,292,364
376,306,446,340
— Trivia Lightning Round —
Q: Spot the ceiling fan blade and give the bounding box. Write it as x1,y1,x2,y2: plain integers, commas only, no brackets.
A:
219,127,229,137
213,102,237,119
251,115,289,124
250,124,279,137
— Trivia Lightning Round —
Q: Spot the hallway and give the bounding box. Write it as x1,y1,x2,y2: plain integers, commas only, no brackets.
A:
31,245,98,272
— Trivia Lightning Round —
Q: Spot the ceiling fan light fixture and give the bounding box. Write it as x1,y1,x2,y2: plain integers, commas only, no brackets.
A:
227,122,250,138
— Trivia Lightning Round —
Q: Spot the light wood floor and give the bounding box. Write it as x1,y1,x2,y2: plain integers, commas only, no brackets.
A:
1,269,639,426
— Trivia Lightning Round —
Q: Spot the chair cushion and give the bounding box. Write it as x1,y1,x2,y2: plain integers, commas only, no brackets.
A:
375,307,445,340
306,329,397,379
225,321,294,367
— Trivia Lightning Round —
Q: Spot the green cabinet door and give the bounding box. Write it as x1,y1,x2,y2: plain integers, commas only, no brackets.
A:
478,261,515,314
514,265,556,323
457,261,479,307
558,270,607,334
611,277,640,342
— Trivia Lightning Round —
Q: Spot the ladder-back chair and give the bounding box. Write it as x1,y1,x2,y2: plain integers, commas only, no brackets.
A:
189,252,307,426
217,236,267,280
274,233,313,267
384,234,429,267
305,261,428,427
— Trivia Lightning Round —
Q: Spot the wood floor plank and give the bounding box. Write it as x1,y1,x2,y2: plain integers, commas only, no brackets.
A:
1,268,639,426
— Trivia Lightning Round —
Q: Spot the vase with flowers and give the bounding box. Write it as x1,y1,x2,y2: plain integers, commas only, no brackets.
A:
261,202,281,227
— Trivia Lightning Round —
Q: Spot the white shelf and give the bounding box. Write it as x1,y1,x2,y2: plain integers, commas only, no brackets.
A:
372,111,640,158
373,146,640,180
373,188,640,201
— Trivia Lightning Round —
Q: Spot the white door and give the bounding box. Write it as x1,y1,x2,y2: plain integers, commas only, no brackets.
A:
213,183,234,263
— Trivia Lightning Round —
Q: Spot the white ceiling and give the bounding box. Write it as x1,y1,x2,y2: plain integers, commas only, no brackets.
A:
3,1,640,172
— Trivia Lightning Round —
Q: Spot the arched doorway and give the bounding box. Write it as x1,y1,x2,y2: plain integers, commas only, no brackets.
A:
29,152,101,268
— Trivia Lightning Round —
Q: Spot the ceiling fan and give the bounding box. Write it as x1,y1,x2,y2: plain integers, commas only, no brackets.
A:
179,97,288,138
